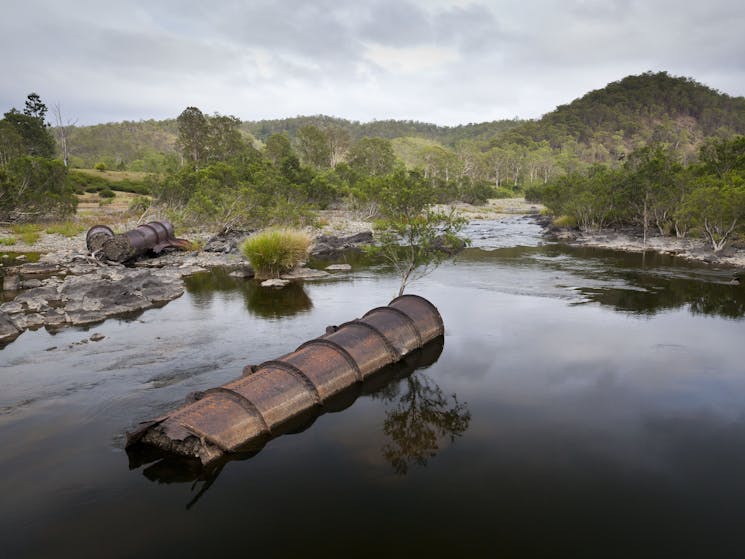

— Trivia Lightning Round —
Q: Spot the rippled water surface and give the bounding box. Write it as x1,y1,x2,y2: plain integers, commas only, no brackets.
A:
2,216,745,558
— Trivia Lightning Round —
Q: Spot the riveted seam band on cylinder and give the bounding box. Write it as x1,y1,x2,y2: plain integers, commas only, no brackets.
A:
295,338,364,382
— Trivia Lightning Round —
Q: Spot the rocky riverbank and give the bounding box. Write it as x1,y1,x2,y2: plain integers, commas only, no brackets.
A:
0,228,376,345
0,198,545,345
548,226,745,270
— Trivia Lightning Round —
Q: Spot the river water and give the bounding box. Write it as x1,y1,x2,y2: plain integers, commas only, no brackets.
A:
2,216,745,557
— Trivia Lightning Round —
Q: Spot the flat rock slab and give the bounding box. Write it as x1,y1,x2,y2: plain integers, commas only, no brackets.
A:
325,264,352,271
1,267,185,344
281,267,330,280
16,262,61,276
261,278,290,288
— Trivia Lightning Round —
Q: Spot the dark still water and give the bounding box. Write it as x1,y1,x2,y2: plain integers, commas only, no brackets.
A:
2,216,745,558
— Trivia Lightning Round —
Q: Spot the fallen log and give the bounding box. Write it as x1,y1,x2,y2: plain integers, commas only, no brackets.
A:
86,220,191,263
126,294,444,465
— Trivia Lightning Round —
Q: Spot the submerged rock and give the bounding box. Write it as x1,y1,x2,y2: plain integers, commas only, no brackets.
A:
0,311,21,344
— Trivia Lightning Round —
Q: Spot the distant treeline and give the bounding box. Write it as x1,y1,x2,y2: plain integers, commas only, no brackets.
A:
60,73,745,190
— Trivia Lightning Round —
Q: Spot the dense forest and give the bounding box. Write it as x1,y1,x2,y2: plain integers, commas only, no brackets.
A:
1,72,745,251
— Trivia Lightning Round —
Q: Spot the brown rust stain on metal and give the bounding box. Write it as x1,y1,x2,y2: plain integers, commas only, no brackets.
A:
126,294,445,465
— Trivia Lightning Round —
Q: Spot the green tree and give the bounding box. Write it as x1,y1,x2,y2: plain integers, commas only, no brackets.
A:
620,144,681,242
369,169,468,296
326,125,351,166
699,135,745,178
3,101,55,158
176,106,209,168
206,114,247,163
264,133,294,165
348,137,396,176
677,174,745,252
23,92,48,121
0,119,24,164
296,125,331,168
0,156,76,221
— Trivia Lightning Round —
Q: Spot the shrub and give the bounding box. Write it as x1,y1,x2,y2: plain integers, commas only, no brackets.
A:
492,187,516,199
99,188,116,198
240,228,311,280
128,196,151,214
94,162,107,171
111,179,151,195
458,179,495,205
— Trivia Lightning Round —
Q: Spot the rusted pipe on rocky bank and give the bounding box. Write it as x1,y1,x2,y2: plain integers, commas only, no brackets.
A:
86,220,190,262
126,294,444,465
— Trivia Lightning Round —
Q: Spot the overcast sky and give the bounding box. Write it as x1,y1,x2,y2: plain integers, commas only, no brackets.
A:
2,0,744,126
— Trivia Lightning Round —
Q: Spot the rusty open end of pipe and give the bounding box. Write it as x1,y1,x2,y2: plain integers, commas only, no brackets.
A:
126,294,445,465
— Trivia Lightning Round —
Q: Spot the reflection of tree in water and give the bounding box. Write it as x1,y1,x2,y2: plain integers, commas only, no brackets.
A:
379,372,470,475
581,276,745,319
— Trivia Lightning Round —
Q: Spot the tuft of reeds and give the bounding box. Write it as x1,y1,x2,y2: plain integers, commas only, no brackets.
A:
240,228,312,280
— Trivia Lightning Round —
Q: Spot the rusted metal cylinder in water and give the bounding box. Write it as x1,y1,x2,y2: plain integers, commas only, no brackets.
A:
126,294,445,465
86,220,189,262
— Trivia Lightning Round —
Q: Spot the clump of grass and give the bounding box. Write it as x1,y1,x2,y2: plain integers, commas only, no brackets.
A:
46,221,86,237
240,228,311,280
0,237,17,246
11,223,42,245
552,215,578,228
187,239,205,252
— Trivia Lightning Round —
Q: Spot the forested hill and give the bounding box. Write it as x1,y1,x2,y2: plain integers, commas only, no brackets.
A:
242,116,523,145
496,72,745,157
61,71,745,170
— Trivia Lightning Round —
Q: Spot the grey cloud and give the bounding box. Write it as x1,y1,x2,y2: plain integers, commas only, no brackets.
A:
1,0,744,125
357,0,434,46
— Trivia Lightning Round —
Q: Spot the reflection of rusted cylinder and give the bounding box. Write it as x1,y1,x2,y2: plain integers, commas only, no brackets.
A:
126,294,444,464
86,220,188,262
